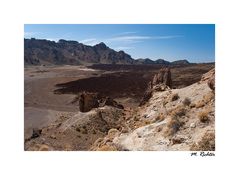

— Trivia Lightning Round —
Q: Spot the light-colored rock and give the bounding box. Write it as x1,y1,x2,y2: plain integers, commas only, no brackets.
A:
190,123,196,128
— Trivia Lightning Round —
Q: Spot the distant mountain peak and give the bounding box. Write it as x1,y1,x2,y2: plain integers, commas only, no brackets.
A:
94,42,107,50
171,59,190,65
58,39,79,45
24,38,134,65
24,38,193,66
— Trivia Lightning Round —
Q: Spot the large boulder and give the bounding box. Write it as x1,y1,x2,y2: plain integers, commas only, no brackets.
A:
78,92,124,112
79,92,99,112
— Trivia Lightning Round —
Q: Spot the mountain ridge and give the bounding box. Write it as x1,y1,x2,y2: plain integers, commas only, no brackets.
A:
24,38,191,66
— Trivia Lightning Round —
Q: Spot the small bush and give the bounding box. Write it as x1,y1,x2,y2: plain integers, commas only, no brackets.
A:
196,92,214,108
171,93,179,101
190,132,215,151
183,97,191,106
133,116,140,121
198,110,210,123
82,128,88,134
189,103,196,108
97,145,118,151
203,92,214,103
195,100,205,108
164,117,182,137
170,105,186,117
92,129,96,134
154,113,165,122
76,127,81,132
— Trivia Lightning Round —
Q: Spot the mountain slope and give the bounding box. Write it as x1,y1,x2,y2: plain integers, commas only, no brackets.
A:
24,38,193,66
24,38,135,65
92,68,215,151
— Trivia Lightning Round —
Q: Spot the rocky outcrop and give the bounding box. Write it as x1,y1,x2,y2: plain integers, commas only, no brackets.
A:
112,71,215,151
79,92,99,112
140,68,172,105
99,97,124,109
78,92,124,112
200,68,215,91
152,68,172,88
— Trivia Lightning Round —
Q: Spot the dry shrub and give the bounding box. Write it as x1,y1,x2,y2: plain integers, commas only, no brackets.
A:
190,132,215,151
196,92,214,108
189,103,196,108
92,129,96,134
64,143,73,151
183,97,191,106
133,120,152,129
171,93,179,101
76,126,81,132
164,117,182,137
97,145,118,151
76,125,88,134
38,144,50,151
108,128,119,138
153,113,165,122
198,109,210,123
195,100,205,108
170,105,186,117
203,92,214,103
164,105,187,137
133,116,140,121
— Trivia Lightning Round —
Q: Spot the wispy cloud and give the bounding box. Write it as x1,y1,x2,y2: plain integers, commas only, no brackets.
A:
114,31,138,36
107,35,183,43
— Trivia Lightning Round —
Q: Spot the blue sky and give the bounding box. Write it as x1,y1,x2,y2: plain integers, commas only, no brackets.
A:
24,24,215,62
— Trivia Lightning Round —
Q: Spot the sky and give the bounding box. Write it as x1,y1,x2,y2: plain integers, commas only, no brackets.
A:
24,24,215,62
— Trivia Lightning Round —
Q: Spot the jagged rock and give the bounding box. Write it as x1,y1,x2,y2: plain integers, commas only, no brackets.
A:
78,92,124,112
99,97,124,109
31,128,42,139
140,68,172,105
208,75,215,91
79,92,99,112
190,123,196,128
200,68,215,91
152,68,172,88
153,84,170,92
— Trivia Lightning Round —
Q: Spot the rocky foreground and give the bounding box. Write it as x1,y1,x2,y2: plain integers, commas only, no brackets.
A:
25,68,215,151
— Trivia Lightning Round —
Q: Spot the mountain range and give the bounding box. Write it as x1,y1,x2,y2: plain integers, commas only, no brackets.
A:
24,38,190,66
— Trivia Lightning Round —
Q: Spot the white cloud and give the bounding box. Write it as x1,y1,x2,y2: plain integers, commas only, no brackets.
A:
45,38,59,42
108,35,183,43
78,38,96,43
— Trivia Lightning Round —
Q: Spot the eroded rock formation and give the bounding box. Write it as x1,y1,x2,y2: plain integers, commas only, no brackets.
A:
200,68,215,91
78,92,124,112
140,68,172,105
